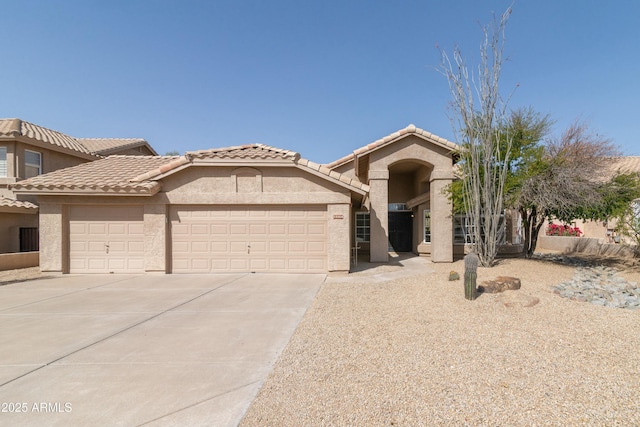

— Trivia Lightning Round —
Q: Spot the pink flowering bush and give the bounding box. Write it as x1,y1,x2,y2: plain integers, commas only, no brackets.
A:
546,223,582,237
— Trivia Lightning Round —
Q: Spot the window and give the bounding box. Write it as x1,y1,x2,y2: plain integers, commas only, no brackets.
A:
454,214,472,244
20,227,39,252
424,210,431,242
25,150,41,178
0,147,6,177
355,212,370,242
454,213,507,244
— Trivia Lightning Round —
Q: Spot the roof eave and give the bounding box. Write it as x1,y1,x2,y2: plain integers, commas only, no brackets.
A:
294,164,368,196
4,135,100,161
11,185,161,197
0,205,39,214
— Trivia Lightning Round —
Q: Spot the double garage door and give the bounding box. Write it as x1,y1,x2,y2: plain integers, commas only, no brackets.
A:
171,205,327,273
68,205,328,274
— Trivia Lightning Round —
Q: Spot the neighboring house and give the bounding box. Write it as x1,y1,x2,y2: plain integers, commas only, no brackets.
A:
12,124,462,274
560,156,640,244
0,118,157,254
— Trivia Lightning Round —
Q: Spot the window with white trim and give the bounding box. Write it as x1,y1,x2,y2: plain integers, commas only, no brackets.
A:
355,212,370,242
0,147,6,177
423,210,431,243
24,150,41,178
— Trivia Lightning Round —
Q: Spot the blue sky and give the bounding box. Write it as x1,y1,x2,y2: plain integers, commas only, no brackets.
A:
2,0,638,163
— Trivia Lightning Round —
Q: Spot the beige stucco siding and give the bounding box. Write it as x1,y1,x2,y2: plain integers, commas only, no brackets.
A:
162,166,352,205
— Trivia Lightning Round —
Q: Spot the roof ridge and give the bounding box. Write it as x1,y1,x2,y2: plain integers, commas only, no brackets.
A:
326,124,458,169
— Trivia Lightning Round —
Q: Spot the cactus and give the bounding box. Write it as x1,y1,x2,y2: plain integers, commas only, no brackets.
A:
464,253,479,300
449,271,460,281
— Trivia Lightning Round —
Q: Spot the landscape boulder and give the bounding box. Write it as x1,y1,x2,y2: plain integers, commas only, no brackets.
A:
478,276,521,293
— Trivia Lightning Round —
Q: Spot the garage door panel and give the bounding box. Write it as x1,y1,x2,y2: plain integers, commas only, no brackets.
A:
88,241,106,252
230,224,247,234
211,242,228,252
308,241,325,252
308,258,325,270
250,259,267,270
211,224,227,234
230,241,247,253
269,241,286,252
89,223,107,234
250,241,267,253
128,241,144,253
288,224,305,234
288,241,305,252
69,206,144,274
171,206,327,273
191,224,209,234
172,224,189,235
191,241,209,252
308,224,325,235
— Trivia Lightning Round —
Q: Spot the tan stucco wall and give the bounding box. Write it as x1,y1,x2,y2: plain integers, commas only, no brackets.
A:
388,172,416,204
0,212,39,253
0,251,39,271
327,204,350,272
144,204,167,273
162,166,352,205
39,202,64,272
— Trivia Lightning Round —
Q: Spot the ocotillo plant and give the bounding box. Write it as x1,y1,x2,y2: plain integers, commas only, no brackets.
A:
464,253,479,300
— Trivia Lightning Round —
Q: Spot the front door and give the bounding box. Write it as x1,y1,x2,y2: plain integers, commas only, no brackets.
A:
388,211,413,252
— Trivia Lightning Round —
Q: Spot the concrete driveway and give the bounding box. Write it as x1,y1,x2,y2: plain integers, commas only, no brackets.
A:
0,273,324,426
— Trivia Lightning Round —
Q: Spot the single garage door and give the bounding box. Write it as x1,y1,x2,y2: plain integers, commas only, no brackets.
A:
68,206,144,273
171,205,327,273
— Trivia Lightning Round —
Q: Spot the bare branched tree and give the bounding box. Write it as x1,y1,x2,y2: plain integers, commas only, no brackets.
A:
440,8,514,266
517,121,621,257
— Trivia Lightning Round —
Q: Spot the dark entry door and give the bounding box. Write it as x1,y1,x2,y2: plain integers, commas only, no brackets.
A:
388,212,413,252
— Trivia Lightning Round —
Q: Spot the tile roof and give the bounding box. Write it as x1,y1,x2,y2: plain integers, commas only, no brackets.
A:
326,124,459,169
0,118,155,157
11,144,369,195
10,156,178,195
78,138,156,156
186,144,299,161
0,196,38,210
0,118,94,155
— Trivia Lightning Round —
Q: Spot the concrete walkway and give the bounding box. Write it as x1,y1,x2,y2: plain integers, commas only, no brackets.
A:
0,273,323,426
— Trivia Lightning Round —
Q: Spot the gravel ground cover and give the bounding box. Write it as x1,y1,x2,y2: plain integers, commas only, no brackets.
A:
241,256,640,426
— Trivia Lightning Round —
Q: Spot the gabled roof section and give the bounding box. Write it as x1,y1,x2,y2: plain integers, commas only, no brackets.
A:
326,124,459,169
134,144,369,195
78,138,158,156
11,143,369,196
10,156,178,195
186,144,299,162
0,118,157,158
0,118,95,156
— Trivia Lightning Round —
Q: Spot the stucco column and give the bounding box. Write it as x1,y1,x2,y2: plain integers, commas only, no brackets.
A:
39,202,64,272
144,204,167,273
430,169,453,263
327,203,350,272
369,169,389,262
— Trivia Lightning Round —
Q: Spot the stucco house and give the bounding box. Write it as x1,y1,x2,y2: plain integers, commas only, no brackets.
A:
11,124,461,274
0,118,157,254
547,156,640,244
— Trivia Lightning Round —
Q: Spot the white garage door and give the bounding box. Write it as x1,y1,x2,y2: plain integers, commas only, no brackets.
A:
171,206,327,273
68,206,144,273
